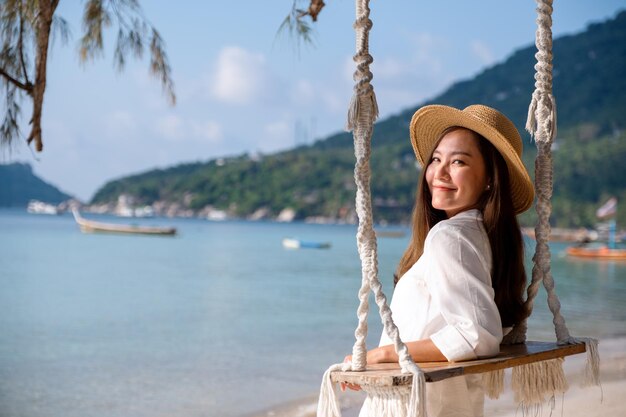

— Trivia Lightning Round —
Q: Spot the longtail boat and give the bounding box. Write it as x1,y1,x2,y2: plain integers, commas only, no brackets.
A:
566,245,626,260
72,209,176,236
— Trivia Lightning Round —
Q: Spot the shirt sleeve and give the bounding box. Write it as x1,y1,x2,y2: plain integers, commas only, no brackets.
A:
425,225,503,362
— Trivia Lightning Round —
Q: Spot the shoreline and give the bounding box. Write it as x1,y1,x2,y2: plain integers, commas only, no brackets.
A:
247,335,626,417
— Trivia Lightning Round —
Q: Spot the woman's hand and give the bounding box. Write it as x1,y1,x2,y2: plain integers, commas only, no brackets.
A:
340,355,362,392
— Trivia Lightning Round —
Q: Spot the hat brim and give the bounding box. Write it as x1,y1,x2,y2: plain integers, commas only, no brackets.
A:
410,105,534,214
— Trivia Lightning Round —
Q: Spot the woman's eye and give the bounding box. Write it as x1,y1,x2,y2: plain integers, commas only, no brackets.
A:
453,159,465,165
430,157,440,163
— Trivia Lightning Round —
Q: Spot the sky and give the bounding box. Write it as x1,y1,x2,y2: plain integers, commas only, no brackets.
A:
3,0,625,202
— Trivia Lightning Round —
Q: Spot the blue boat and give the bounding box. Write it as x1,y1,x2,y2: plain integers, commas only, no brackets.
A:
282,238,331,249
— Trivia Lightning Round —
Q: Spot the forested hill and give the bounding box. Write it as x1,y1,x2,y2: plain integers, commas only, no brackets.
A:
0,163,72,207
91,11,626,228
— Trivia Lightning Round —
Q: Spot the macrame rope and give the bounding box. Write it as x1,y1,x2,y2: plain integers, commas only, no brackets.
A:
516,0,600,390
506,0,571,346
348,0,377,373
317,1,426,416
348,0,424,384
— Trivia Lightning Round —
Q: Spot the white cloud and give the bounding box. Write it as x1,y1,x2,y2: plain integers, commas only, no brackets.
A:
212,46,266,105
470,40,495,66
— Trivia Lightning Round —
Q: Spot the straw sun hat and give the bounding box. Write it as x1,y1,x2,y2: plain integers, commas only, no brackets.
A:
409,104,535,214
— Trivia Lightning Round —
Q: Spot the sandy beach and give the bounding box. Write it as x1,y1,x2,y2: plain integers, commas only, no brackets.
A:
253,336,625,417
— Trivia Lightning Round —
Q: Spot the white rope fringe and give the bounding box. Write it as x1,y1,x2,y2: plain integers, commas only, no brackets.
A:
317,363,344,417
362,385,411,417
358,372,426,417
511,358,567,407
581,338,601,387
482,369,505,399
511,358,568,407
408,371,427,417
317,363,426,417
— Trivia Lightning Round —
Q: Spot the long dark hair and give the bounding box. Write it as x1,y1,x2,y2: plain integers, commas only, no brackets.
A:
395,127,528,328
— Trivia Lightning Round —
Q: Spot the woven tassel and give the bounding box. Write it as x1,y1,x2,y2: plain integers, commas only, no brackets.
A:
406,371,427,417
317,364,343,417
482,369,505,399
346,93,360,132
358,372,426,417
549,94,558,141
361,385,411,417
511,358,568,407
370,89,379,122
525,93,539,137
346,92,379,132
582,338,601,387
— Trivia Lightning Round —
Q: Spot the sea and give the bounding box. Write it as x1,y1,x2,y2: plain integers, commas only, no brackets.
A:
1,209,625,417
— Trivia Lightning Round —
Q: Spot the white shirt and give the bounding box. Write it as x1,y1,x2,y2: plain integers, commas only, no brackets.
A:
374,209,503,417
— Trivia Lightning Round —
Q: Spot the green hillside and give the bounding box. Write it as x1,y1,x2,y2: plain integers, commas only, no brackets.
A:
92,11,626,228
0,163,73,207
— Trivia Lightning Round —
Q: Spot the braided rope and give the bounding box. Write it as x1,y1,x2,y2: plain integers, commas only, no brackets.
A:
346,1,426,415
516,0,573,345
348,0,417,376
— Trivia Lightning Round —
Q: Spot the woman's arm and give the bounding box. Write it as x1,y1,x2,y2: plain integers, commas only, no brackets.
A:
344,338,447,366
340,338,447,391
369,338,448,363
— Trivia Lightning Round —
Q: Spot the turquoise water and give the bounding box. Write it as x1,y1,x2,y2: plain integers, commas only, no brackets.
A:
1,209,625,417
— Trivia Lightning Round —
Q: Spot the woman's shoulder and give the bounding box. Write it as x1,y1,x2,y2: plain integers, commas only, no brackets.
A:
430,209,484,234
426,210,487,248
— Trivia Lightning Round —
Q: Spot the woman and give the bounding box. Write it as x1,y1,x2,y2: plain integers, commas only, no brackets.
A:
344,104,535,417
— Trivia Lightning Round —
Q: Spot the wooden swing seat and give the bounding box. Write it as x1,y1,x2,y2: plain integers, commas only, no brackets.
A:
330,341,586,385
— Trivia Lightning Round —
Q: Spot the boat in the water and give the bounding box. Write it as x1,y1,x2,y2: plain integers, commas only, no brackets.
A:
282,238,331,249
566,197,624,259
566,244,626,260
72,209,176,236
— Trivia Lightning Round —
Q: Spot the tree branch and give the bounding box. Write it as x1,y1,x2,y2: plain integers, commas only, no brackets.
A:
299,0,325,22
27,0,58,151
0,67,33,93
18,2,31,86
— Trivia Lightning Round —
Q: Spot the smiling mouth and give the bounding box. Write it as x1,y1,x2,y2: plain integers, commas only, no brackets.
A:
433,186,456,192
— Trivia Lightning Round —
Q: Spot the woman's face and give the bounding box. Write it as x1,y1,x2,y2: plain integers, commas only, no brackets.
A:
425,128,489,218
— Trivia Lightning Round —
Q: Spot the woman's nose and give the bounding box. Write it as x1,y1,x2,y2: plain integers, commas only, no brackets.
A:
434,162,450,180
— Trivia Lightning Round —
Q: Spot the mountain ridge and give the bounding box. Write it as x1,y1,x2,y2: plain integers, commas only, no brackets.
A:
84,10,626,227
0,163,73,207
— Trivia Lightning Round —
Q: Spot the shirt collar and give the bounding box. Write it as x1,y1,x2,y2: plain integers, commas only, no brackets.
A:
449,209,483,221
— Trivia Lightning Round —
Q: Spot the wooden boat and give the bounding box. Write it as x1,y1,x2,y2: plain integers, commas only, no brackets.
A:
72,209,176,236
282,238,331,249
566,198,625,259
566,245,626,260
